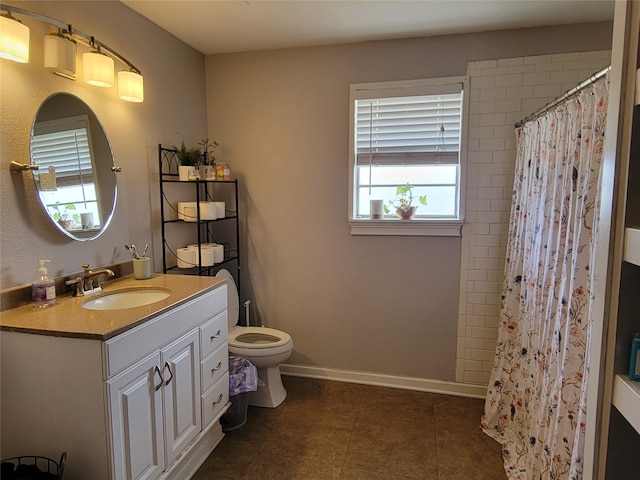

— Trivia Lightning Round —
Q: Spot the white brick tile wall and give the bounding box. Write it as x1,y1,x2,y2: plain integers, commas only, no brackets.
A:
456,50,611,384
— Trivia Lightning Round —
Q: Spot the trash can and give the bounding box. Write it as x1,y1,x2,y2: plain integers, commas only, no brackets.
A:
220,356,258,432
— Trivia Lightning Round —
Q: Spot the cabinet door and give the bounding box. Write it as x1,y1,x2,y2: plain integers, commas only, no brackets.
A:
107,351,165,480
161,328,202,466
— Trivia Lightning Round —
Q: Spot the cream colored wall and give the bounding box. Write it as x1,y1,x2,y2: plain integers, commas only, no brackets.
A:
0,1,207,289
205,23,612,381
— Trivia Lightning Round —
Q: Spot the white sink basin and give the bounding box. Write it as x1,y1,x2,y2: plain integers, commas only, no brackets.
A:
82,288,171,311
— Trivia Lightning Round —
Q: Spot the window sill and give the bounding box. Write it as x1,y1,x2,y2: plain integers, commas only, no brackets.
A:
349,219,463,236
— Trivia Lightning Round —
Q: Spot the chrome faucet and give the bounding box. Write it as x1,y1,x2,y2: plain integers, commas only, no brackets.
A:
66,264,115,296
82,264,115,293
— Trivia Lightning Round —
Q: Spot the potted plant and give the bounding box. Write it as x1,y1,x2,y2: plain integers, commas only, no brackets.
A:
172,141,202,180
198,137,219,180
51,201,79,229
384,183,427,219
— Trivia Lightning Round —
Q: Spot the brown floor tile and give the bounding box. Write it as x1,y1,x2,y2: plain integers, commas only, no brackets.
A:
345,420,438,479
191,444,257,480
357,386,436,430
436,428,507,480
221,404,283,451
194,377,507,480
282,375,365,419
193,445,343,480
247,452,343,480
340,467,423,480
261,410,353,465
434,394,486,433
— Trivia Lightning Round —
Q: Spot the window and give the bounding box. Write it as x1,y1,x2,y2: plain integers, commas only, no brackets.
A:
348,77,468,236
31,115,102,227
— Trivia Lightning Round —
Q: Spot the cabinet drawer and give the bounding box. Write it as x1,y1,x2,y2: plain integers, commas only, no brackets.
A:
202,372,230,429
104,286,226,379
201,343,229,393
200,312,228,359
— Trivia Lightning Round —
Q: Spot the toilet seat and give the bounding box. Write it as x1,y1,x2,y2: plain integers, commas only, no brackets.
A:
215,269,292,350
228,326,292,349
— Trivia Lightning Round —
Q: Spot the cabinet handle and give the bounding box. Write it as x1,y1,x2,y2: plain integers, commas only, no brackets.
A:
153,365,163,391
212,394,224,405
164,361,174,386
210,330,221,341
211,362,222,374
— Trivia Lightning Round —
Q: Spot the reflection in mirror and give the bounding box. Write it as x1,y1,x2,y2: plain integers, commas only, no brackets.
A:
30,93,117,241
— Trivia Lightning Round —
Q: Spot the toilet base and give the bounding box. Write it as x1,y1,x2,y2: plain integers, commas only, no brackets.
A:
248,365,287,408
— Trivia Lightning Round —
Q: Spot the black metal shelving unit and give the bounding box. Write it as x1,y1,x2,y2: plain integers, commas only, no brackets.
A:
158,144,241,293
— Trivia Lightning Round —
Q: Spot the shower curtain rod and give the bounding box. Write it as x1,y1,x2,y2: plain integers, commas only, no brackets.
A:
515,64,611,128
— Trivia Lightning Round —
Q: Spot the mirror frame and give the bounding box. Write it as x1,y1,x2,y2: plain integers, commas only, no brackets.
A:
30,93,117,241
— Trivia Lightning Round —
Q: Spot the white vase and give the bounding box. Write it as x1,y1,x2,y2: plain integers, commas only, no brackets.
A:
178,165,196,181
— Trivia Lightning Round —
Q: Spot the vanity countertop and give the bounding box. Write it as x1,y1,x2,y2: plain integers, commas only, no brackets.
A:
0,274,225,341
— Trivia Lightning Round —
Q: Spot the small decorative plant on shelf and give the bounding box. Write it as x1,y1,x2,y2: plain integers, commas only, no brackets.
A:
51,201,79,229
198,137,219,180
384,183,427,219
172,141,203,180
172,141,202,167
198,137,219,166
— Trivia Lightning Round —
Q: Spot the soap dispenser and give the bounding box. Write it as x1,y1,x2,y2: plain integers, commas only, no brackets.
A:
32,259,55,308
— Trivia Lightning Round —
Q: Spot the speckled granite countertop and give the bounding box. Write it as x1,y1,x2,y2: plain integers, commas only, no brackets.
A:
0,274,225,341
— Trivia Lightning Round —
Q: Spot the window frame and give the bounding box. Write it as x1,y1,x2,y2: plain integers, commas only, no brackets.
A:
348,76,469,236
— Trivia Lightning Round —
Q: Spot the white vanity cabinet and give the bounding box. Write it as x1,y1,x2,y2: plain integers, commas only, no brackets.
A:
107,329,201,480
0,283,230,480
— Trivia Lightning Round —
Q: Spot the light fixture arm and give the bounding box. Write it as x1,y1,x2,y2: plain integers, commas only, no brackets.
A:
0,4,141,75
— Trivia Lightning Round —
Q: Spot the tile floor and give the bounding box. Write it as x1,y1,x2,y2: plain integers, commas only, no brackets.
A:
193,376,507,480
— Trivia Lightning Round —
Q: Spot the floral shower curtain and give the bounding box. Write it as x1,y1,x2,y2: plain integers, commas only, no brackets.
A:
481,74,609,480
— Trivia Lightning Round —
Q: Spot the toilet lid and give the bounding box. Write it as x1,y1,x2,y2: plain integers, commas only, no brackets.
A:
215,269,239,330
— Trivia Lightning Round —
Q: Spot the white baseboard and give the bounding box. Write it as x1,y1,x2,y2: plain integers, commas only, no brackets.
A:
279,363,487,399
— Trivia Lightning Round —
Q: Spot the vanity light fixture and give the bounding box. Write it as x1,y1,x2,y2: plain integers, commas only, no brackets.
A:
44,29,76,79
0,4,143,102
83,42,114,87
117,69,144,103
0,12,29,63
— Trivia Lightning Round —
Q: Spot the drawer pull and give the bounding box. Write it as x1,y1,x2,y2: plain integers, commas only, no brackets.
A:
210,330,222,341
211,362,223,374
153,365,163,391
212,394,224,405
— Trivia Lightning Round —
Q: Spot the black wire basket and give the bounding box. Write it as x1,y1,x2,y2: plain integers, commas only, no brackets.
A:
0,452,66,480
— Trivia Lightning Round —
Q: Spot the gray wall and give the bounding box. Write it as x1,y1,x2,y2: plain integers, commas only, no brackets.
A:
205,22,612,381
0,0,207,289
0,0,612,383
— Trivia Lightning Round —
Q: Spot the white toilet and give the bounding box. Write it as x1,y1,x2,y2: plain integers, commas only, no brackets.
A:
216,269,293,408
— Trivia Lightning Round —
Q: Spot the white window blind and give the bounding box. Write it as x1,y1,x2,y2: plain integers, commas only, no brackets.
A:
355,91,462,166
31,115,94,187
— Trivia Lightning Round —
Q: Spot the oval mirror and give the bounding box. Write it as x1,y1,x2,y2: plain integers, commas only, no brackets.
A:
30,93,117,241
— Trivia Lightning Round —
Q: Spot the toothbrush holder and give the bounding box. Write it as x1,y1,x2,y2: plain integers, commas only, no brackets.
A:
133,257,151,280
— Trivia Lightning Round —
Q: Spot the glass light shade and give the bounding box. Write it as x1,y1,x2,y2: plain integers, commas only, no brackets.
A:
44,34,76,78
118,70,144,103
83,51,114,87
0,15,29,63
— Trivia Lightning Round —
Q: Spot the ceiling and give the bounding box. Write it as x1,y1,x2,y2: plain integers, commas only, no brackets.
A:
120,0,614,56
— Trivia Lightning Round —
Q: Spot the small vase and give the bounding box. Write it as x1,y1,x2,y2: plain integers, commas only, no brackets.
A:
199,165,215,181
178,165,196,181
397,207,416,220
